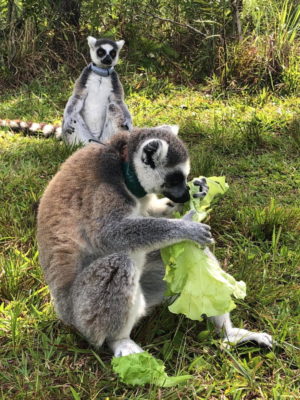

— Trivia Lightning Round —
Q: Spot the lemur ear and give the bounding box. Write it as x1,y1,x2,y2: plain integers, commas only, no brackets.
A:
143,140,160,155
154,124,179,135
87,36,97,48
142,139,167,168
116,40,125,50
168,125,179,135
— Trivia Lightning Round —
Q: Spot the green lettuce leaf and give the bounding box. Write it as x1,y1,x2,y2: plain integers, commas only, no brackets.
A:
161,176,246,320
112,351,192,387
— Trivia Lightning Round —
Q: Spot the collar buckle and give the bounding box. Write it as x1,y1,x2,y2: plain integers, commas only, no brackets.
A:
90,63,114,77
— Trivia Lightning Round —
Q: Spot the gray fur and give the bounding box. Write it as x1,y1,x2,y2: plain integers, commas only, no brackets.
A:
140,251,166,308
71,253,136,346
62,36,132,145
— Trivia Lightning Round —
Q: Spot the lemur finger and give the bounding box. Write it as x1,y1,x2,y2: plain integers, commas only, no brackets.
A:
198,223,214,245
193,177,209,199
193,192,207,199
193,177,207,186
182,210,196,221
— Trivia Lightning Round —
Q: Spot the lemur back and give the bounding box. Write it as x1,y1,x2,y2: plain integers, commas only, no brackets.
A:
62,37,132,145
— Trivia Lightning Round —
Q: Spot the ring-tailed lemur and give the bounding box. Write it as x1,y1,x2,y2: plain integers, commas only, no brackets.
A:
62,36,132,145
37,126,272,357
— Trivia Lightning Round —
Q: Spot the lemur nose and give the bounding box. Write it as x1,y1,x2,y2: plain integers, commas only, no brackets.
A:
102,56,112,65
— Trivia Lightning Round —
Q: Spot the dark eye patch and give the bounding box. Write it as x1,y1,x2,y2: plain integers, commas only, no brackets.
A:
110,49,116,58
97,48,106,57
165,171,185,187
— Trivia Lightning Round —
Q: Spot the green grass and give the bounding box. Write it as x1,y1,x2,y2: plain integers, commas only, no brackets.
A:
0,78,300,399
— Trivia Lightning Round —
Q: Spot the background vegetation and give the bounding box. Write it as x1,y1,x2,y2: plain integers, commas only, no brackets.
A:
0,0,300,93
0,0,299,399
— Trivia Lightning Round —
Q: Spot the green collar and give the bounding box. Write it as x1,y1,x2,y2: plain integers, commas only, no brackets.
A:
121,162,147,198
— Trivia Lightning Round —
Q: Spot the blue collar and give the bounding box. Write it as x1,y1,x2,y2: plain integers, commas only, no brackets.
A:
90,63,114,77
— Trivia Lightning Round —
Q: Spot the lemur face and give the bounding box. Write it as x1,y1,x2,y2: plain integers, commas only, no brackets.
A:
132,126,191,203
87,36,125,68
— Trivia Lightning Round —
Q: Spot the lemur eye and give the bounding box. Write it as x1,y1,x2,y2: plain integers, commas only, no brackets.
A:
110,50,116,58
97,48,106,57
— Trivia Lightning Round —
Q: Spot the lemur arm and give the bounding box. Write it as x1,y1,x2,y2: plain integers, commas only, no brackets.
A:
115,101,133,131
62,67,96,144
99,215,213,254
110,71,133,130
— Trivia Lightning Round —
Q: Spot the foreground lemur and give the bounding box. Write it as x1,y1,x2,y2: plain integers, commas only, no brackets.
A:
62,36,132,145
37,126,272,357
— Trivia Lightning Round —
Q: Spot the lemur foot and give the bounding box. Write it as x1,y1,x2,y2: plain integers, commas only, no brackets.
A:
161,198,183,216
193,177,209,199
109,338,144,357
221,328,273,348
150,196,183,217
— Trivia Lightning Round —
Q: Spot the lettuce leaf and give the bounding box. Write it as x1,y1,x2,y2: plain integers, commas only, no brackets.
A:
112,351,192,387
161,177,246,320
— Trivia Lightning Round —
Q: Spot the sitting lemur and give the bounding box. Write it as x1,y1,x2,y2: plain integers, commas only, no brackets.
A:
62,36,132,145
0,36,132,146
37,126,273,357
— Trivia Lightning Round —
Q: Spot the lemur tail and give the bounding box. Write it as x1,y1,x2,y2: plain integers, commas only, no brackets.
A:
0,119,62,139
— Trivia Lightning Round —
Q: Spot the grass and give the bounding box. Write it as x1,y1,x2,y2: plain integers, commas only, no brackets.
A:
0,76,300,399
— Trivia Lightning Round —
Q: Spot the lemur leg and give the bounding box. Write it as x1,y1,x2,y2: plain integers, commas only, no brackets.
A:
107,286,145,357
210,313,273,347
70,253,145,355
63,94,96,145
140,194,183,218
203,247,273,347
110,253,167,357
68,114,96,145
140,250,166,309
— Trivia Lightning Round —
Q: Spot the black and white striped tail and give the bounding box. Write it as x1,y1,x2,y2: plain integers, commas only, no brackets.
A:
0,119,62,138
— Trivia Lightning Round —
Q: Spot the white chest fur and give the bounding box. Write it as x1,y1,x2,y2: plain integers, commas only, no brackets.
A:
82,72,113,137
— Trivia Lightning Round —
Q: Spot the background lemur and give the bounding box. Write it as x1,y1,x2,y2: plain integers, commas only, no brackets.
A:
37,126,272,357
1,37,131,145
62,36,132,145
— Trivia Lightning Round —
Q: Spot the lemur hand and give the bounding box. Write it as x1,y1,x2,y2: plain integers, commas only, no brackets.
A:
182,216,214,246
123,117,133,131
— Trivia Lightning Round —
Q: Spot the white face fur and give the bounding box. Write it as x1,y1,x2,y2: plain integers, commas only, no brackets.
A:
133,126,191,203
87,36,124,68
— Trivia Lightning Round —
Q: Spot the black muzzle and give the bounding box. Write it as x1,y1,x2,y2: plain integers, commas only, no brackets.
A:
163,186,190,204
